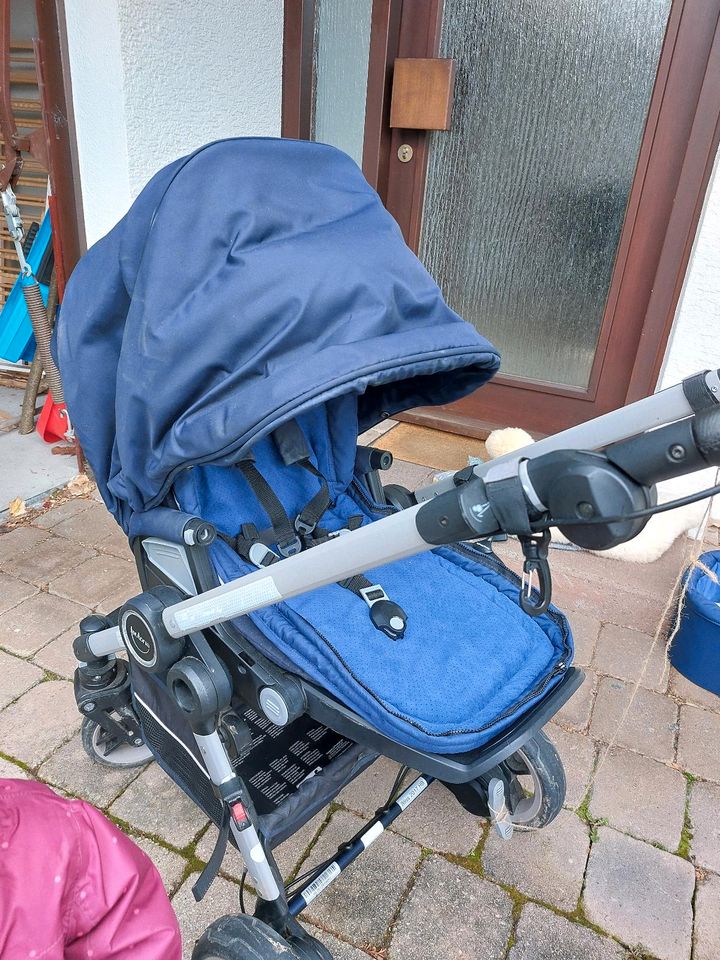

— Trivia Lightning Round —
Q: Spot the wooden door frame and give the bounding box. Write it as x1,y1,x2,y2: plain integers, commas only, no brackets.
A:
290,0,720,433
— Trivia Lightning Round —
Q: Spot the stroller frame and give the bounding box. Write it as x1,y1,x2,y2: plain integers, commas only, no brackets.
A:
73,369,720,956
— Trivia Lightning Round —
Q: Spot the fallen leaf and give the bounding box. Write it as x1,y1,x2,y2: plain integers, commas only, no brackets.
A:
8,497,26,518
67,473,94,497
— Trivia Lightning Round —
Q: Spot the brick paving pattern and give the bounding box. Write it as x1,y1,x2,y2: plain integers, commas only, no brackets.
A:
0,463,718,959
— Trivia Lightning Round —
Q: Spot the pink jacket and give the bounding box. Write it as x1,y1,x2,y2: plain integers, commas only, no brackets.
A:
0,779,181,959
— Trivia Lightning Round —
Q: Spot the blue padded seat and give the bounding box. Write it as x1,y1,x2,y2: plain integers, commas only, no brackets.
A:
173,400,573,754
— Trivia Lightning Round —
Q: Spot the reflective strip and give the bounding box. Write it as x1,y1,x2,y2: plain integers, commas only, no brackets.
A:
360,821,384,849
169,576,282,632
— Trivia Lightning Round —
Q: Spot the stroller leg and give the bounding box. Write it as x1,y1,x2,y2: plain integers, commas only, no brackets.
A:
192,727,282,904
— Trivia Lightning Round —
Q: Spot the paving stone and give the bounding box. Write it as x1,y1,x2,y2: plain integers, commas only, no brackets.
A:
134,836,188,895
0,756,29,778
555,670,597,732
31,626,78,679
110,763,208,848
584,826,694,960
566,611,600,667
0,571,37,615
0,679,80,766
195,810,327,882
688,780,720,873
49,553,138,608
31,497,94,529
38,730,144,808
0,590,86,656
589,746,686,849
94,524,133,560
299,809,421,947
694,872,720,960
94,583,139,615
508,902,625,960
172,872,241,960
313,927,373,959
482,809,589,911
0,524,50,565
677,705,720,782
550,537,686,603
389,855,513,960
551,572,667,635
10,536,96,587
547,724,596,808
668,668,720,713
339,758,482,854
383,458,436,491
590,678,677,763
593,623,670,693
50,501,120,546
0,649,43,709
358,419,397,445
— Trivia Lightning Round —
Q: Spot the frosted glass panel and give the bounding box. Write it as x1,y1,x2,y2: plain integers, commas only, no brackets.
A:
312,0,372,167
420,0,671,388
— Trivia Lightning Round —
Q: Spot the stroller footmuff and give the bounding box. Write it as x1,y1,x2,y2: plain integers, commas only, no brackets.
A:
57,138,584,958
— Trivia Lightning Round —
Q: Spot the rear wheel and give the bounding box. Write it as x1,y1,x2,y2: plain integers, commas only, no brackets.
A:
81,716,152,769
192,915,333,960
445,730,565,830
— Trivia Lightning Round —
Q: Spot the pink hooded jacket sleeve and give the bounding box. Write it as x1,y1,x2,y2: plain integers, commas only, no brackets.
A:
0,779,181,959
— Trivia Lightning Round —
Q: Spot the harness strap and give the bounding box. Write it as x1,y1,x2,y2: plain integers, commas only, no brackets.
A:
237,458,301,557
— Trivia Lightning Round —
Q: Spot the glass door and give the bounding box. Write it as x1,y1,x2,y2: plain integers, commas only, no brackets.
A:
419,0,672,392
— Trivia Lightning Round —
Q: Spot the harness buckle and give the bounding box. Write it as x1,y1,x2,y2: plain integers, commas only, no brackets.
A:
294,516,317,537
277,534,303,558
359,585,407,640
248,543,279,568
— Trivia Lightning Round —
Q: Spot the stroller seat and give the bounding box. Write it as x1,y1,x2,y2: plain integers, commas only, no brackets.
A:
173,397,572,755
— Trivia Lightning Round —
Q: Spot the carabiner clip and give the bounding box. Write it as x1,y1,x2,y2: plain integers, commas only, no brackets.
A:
519,530,552,617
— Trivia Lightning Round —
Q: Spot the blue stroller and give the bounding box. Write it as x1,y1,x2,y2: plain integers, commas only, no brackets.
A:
56,139,720,958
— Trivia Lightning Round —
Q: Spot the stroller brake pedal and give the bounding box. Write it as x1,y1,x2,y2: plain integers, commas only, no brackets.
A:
487,778,514,841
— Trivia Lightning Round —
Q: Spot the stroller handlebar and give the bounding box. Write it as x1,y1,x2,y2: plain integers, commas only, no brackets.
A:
134,369,720,640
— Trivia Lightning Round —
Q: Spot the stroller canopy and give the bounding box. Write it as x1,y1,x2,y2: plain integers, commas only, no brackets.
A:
56,138,500,531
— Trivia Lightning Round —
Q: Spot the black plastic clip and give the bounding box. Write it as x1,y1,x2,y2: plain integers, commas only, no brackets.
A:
518,530,552,617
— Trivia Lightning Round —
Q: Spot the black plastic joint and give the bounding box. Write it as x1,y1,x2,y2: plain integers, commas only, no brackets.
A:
183,518,216,546
682,371,718,413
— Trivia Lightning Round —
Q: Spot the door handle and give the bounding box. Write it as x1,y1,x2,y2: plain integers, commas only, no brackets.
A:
389,58,455,130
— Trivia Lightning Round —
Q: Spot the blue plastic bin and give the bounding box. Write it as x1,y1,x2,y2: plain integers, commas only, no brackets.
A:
0,210,52,363
670,550,720,696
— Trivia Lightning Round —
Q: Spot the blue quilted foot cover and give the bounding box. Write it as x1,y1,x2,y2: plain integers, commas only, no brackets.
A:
174,402,574,756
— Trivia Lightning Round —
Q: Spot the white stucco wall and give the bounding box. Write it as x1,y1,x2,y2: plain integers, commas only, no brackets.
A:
659,153,720,389
115,0,283,197
63,1,131,247
64,0,283,247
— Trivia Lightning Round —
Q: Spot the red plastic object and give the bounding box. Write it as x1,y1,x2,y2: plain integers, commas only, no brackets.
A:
37,392,69,442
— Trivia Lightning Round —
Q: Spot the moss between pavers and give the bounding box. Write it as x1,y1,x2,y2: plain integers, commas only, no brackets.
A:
677,772,695,860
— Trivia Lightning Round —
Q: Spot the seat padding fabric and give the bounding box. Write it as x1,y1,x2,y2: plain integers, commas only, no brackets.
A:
173,408,573,755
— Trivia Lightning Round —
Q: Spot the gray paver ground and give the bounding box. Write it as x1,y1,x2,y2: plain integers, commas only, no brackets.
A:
583,827,695,960
0,475,718,959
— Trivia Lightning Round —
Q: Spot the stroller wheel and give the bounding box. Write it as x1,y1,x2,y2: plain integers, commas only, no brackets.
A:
445,730,565,830
81,717,152,769
505,730,565,828
192,915,333,960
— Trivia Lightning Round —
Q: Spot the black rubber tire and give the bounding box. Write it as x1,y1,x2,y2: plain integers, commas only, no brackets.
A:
382,483,416,510
444,730,566,830
508,730,566,828
80,716,152,769
192,915,295,959
192,915,335,960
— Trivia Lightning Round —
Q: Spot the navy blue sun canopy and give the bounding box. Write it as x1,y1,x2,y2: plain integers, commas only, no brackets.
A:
56,138,500,532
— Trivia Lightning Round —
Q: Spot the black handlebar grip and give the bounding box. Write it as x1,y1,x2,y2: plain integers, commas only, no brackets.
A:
693,406,720,466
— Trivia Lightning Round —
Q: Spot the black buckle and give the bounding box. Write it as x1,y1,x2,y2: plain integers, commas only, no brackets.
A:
518,530,552,617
